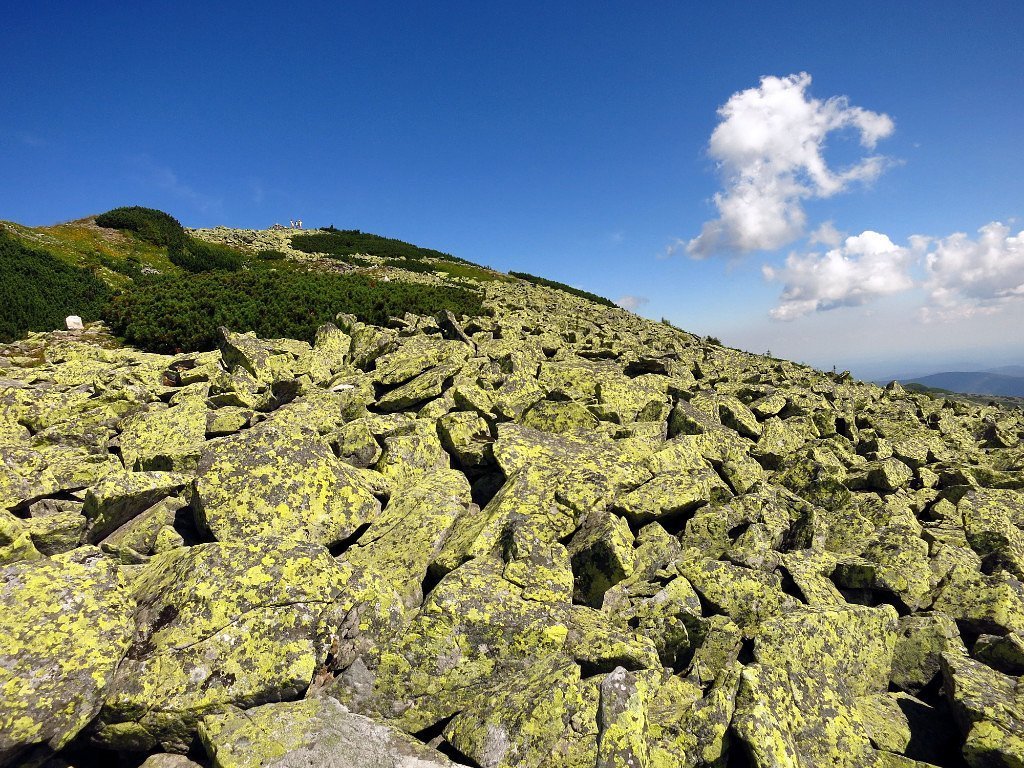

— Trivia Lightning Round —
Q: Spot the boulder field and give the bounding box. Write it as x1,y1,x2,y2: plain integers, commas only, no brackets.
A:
2,278,1024,767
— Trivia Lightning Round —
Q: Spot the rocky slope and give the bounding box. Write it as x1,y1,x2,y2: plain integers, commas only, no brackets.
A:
2,243,1024,767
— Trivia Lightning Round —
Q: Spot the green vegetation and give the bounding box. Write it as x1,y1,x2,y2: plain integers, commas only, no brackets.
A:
381,258,510,283
170,238,243,272
381,258,436,273
103,270,484,353
509,271,615,307
256,249,287,261
293,228,466,263
0,219,174,288
96,206,242,273
0,229,111,342
95,206,187,250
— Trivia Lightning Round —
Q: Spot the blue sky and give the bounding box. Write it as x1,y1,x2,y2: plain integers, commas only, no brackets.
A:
2,1,1022,378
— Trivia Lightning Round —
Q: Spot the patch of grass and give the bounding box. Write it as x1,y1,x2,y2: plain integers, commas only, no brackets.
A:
256,248,287,261
0,229,111,342
430,261,511,282
103,270,484,353
509,271,615,307
381,258,510,282
381,258,436,273
293,228,467,263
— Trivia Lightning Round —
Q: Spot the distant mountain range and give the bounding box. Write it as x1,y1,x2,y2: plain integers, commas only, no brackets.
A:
882,367,1024,397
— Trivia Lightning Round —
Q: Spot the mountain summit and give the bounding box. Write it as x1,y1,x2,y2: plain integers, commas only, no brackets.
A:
2,212,1024,767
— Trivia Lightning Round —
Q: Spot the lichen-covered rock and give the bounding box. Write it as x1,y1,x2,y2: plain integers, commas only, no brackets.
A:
959,487,1024,580
596,667,656,768
942,651,1024,767
139,755,204,768
520,398,600,434
93,538,349,752
0,550,134,767
932,569,1024,636
219,329,300,388
118,401,207,471
568,510,635,607
99,496,186,564
200,697,466,768
890,612,965,694
974,632,1024,675
648,663,741,766
732,604,899,767
674,552,798,629
327,557,572,732
437,410,493,470
443,656,600,768
339,469,471,610
613,468,731,525
373,337,469,387
375,424,451,487
82,470,190,543
205,406,252,437
192,422,380,546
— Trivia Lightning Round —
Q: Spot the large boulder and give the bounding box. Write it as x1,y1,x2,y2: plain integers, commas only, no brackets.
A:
443,656,600,768
942,651,1024,767
94,538,350,752
192,422,380,546
732,604,899,767
0,550,135,767
200,697,466,768
82,470,190,543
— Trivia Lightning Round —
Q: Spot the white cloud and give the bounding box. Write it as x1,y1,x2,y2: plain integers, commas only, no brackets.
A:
764,230,915,320
921,222,1024,320
616,294,649,311
809,221,844,247
688,73,894,257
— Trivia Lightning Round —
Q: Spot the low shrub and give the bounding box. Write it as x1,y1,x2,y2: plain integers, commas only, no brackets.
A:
508,272,615,307
170,239,242,272
0,230,111,342
103,270,484,353
95,206,187,249
256,249,287,261
96,206,242,272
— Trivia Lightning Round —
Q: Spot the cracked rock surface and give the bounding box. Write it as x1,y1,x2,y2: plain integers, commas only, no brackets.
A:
1,275,1024,767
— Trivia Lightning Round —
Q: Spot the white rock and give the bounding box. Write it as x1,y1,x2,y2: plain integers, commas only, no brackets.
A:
65,315,84,331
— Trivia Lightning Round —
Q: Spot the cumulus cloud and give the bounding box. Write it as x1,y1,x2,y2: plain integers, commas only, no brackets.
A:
921,222,1024,320
764,230,915,320
688,73,894,257
616,294,649,311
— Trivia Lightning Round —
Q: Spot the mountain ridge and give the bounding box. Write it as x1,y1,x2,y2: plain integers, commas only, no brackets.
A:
2,208,1024,767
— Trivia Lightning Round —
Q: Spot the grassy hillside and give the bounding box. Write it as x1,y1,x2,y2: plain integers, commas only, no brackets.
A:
0,229,111,341
0,218,175,287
